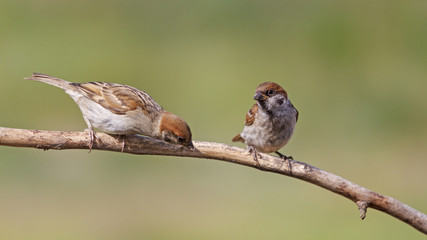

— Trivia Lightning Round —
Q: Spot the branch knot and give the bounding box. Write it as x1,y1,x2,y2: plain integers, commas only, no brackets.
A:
357,200,369,220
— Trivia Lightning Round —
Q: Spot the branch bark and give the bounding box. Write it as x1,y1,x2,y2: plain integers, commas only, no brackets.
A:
0,126,426,234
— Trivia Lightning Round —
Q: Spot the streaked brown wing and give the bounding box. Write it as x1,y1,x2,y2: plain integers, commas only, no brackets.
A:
245,104,258,126
72,82,162,115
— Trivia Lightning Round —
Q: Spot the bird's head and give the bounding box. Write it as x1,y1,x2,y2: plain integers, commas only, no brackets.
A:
159,111,194,150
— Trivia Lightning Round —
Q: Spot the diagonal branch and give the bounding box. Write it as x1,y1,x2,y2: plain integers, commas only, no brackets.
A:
0,126,426,234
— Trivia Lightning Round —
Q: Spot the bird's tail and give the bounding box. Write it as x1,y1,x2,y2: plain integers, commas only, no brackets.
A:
232,134,244,143
25,73,72,90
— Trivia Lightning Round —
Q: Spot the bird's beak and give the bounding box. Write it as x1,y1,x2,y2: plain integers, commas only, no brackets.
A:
254,92,267,101
186,141,195,151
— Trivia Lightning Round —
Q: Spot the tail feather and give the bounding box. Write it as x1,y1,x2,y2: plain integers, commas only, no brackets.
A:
25,72,72,90
232,134,244,143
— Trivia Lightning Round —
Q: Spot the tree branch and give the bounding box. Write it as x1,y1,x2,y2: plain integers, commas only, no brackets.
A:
0,126,426,234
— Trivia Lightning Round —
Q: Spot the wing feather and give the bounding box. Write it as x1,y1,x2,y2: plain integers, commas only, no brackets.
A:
245,104,258,126
72,82,162,115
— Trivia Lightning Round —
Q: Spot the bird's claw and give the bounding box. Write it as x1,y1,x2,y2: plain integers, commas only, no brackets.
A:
115,135,126,152
276,151,293,174
85,128,97,153
249,147,261,167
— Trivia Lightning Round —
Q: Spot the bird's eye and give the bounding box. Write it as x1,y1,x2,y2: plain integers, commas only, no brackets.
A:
177,136,185,143
267,89,275,96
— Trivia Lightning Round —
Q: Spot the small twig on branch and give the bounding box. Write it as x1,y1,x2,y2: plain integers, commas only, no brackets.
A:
0,126,426,234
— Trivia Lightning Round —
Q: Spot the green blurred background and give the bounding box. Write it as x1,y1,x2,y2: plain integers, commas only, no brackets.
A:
1,0,426,239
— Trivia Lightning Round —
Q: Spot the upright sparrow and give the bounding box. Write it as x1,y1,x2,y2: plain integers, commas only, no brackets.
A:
26,73,194,151
232,82,298,166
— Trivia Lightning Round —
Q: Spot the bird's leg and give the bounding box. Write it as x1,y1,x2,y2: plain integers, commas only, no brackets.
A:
248,146,261,167
115,135,126,152
86,126,97,153
275,151,293,173
83,118,97,153
275,151,293,160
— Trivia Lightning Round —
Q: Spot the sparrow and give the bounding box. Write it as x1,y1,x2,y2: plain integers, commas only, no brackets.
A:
26,73,194,151
232,82,298,166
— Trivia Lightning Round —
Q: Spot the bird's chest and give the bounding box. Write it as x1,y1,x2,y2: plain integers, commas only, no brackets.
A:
254,111,291,139
242,110,294,153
